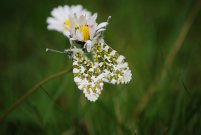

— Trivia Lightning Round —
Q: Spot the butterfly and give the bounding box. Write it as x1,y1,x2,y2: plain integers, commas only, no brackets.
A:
67,40,132,101
47,41,132,102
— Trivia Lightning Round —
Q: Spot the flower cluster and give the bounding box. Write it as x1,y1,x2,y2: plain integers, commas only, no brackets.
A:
47,5,132,101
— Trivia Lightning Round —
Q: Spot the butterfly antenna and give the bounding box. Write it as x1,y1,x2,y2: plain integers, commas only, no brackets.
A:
105,16,111,30
107,16,111,23
46,48,65,54
98,16,111,37
46,48,74,59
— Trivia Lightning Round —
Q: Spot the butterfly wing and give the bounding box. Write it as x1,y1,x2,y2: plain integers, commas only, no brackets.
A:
92,42,132,84
71,48,104,101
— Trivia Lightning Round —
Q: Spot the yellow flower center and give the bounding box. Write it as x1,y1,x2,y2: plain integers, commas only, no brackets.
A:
65,20,71,27
64,20,90,41
80,25,90,41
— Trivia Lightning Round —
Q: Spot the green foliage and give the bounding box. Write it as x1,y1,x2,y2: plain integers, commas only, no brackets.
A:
0,0,201,134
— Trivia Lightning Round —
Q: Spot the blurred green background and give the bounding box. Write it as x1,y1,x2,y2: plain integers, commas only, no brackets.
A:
0,0,201,134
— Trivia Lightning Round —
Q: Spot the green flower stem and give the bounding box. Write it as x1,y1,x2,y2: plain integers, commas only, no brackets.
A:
0,68,72,123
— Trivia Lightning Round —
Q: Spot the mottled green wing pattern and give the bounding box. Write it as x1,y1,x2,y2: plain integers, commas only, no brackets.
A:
92,42,132,84
70,48,104,101
67,42,132,101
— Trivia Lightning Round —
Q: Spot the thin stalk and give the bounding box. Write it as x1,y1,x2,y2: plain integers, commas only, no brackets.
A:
0,68,72,123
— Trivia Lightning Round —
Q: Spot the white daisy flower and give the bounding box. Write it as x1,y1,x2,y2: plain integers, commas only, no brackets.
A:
47,5,92,37
68,15,109,52
47,5,109,52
